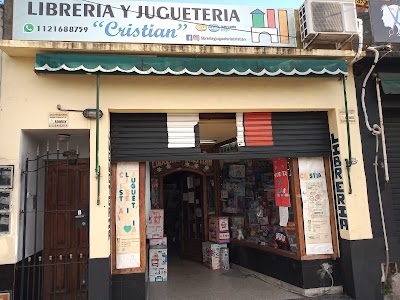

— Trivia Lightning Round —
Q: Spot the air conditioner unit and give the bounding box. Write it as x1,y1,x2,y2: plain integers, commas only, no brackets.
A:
299,0,358,49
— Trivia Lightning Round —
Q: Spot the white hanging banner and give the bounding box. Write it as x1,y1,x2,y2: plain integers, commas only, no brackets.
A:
298,157,333,255
115,162,141,269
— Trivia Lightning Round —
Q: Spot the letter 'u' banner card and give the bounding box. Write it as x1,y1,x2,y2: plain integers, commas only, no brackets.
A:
272,158,290,207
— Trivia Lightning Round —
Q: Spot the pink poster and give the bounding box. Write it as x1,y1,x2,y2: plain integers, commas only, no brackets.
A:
272,158,291,207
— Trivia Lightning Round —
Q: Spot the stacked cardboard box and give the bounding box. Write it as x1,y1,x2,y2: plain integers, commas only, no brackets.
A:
146,209,164,239
148,245,167,282
147,210,167,282
208,216,230,243
202,242,228,270
149,237,167,247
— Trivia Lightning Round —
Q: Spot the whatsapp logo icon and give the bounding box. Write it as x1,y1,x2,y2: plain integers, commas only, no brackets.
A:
23,23,34,33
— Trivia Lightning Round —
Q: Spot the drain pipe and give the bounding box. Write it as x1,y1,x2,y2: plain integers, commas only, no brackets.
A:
342,75,353,194
359,45,392,285
375,77,390,182
96,73,101,205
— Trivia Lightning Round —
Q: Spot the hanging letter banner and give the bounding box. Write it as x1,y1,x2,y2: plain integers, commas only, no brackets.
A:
116,162,141,269
272,158,290,207
298,157,333,255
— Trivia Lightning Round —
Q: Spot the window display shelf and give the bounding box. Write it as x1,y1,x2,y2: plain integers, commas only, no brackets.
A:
230,239,298,259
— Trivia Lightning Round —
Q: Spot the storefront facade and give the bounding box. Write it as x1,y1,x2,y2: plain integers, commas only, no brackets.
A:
0,0,378,299
0,51,374,298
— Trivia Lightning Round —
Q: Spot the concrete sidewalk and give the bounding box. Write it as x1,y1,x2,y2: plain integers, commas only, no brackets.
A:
147,256,305,300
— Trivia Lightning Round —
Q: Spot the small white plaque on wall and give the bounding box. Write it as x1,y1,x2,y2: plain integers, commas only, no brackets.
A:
49,112,68,127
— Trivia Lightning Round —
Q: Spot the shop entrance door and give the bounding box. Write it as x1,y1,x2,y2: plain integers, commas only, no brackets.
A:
163,171,206,262
43,160,89,299
180,172,204,262
18,145,89,300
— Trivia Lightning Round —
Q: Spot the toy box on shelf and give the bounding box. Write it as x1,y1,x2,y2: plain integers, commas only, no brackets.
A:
209,231,230,243
149,237,167,247
208,216,230,243
148,245,167,282
209,216,229,232
220,247,230,270
202,242,228,270
147,209,164,239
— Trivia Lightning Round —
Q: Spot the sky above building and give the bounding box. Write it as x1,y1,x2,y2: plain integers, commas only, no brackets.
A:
136,0,305,9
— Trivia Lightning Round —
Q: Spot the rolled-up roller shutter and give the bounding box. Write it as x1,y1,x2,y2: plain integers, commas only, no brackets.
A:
110,113,200,161
111,111,330,161
237,112,330,157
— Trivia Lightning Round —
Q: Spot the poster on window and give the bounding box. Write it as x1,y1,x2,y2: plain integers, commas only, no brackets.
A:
116,162,141,269
298,157,333,255
0,166,13,189
272,158,290,206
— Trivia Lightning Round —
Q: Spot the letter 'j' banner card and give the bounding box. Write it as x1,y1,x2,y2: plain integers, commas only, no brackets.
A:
272,158,290,207
13,0,296,47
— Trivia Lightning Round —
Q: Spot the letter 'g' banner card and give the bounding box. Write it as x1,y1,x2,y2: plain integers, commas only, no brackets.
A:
272,158,290,207
13,0,296,47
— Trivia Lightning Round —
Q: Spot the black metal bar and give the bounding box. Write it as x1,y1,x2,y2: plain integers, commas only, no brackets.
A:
19,261,84,268
49,255,54,300
41,144,49,299
74,152,79,300
27,257,31,299
32,146,40,299
84,159,90,299
78,253,83,300
37,256,43,300
20,155,29,300
64,146,69,300
53,144,60,300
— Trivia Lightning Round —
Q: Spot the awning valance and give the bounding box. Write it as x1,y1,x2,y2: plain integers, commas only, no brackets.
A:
379,73,400,94
35,54,348,77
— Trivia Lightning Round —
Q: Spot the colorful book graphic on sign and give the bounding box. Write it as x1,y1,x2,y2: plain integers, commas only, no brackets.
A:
250,9,289,43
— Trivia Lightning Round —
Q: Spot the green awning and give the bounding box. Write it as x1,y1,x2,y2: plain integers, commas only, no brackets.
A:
379,73,400,94
35,54,348,77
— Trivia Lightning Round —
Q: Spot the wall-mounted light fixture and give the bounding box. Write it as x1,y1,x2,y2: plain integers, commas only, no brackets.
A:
57,134,70,142
83,109,103,119
57,105,103,120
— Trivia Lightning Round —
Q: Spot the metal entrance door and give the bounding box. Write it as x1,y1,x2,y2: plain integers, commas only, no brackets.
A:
18,145,89,300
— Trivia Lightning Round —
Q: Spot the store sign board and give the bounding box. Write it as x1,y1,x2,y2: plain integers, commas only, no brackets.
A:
48,112,68,128
331,133,349,234
369,0,400,44
12,0,297,47
115,162,141,269
298,157,334,255
151,160,213,175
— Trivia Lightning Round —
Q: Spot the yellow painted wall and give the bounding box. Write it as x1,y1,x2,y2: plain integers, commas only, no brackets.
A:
0,55,372,264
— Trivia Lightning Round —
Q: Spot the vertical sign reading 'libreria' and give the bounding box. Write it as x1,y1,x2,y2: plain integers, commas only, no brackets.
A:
12,0,296,47
116,162,140,269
